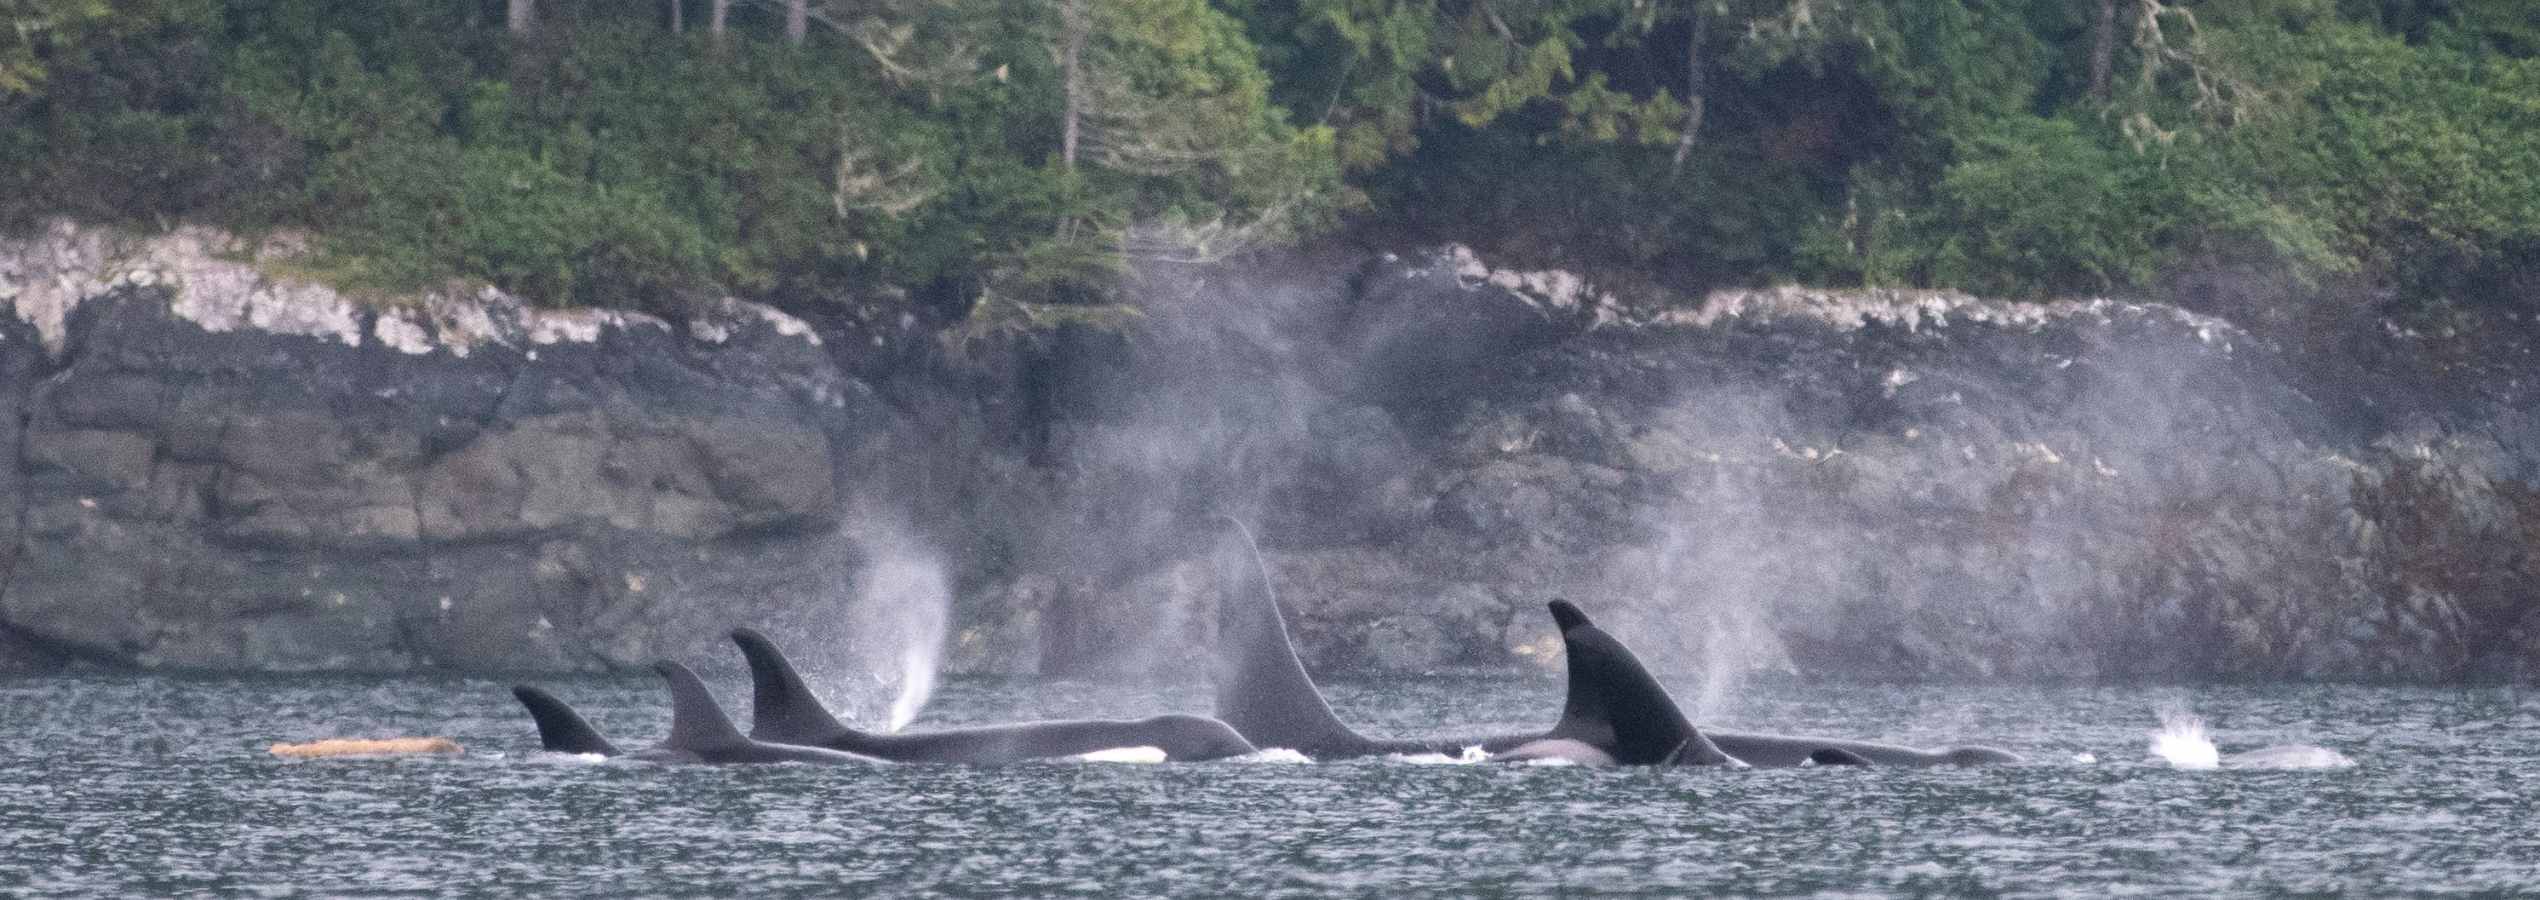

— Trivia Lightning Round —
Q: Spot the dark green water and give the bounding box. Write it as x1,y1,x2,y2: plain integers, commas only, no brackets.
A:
0,673,2529,896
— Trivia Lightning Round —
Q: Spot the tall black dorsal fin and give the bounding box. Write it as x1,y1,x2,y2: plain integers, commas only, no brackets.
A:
511,685,623,756
730,628,856,745
1542,600,1736,766
1212,516,1369,754
653,660,748,750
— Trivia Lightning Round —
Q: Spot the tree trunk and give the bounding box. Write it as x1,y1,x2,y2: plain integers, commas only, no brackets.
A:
669,0,683,34
710,0,731,43
1059,0,1088,171
507,0,534,34
786,0,808,46
1669,3,1709,177
2089,0,2118,100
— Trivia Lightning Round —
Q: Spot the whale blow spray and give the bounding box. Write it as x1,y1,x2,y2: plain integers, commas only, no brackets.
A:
860,549,950,733
829,517,952,733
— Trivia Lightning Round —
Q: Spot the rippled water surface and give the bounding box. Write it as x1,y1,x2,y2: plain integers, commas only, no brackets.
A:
1,673,2532,896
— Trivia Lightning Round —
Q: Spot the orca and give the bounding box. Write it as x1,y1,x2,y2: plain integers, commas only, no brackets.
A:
632,661,885,765
2220,744,2353,770
1209,519,1529,759
731,628,1259,764
1706,732,2021,767
1492,600,1742,767
1807,747,1874,766
509,662,883,766
1212,518,2021,766
512,685,623,756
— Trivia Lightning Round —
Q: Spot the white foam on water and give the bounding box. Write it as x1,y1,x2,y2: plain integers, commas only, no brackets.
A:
523,752,609,766
1233,748,1315,765
1388,746,1490,765
2149,710,2221,770
2072,752,2098,764
1072,746,1168,764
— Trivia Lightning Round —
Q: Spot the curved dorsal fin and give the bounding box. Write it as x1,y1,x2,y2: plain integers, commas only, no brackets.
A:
653,660,747,750
1542,600,1735,766
731,628,857,745
510,685,623,756
1212,516,1369,754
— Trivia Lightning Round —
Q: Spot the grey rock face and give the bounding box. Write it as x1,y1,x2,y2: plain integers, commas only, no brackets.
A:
0,228,2530,681
0,225,878,672
988,246,2538,681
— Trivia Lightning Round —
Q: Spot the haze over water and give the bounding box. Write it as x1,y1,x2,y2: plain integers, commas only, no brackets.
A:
1,674,2530,896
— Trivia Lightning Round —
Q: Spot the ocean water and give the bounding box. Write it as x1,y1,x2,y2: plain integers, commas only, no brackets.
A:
0,673,2530,896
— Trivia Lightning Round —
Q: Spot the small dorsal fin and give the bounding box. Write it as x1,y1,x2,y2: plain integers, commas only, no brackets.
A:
511,685,623,756
1212,516,1370,754
1542,600,1736,766
730,628,856,745
653,660,747,750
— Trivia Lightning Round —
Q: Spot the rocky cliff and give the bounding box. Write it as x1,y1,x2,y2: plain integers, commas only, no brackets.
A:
0,222,890,672
1,223,2532,681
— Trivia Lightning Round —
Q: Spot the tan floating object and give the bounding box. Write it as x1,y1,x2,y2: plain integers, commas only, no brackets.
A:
268,737,465,758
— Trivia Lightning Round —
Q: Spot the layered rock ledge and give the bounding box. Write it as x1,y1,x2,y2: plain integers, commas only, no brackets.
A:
1,224,2531,681
0,222,876,671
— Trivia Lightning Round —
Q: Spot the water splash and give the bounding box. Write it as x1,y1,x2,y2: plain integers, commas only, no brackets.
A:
1388,746,1490,765
521,752,607,766
2148,710,2221,770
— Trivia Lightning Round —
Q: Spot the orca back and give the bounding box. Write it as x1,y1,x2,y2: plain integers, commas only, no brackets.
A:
510,685,622,756
1212,518,1378,757
1541,600,1737,766
653,661,750,752
1808,747,1874,766
730,628,857,746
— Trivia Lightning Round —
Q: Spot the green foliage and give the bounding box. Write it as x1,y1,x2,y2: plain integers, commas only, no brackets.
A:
1,0,1342,316
0,0,2530,321
2209,24,2540,295
1,0,116,96
1923,115,2174,295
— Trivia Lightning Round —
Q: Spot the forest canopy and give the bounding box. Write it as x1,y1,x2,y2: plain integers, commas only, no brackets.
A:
2,0,2533,322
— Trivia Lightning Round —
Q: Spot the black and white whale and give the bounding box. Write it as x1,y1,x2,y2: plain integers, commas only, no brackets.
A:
511,661,884,766
1214,520,2021,766
1807,747,1875,766
731,628,1259,763
1493,601,1743,767
512,685,624,756
1210,537,1535,759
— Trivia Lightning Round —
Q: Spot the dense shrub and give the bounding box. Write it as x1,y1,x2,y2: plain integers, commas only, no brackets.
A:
0,0,2529,318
